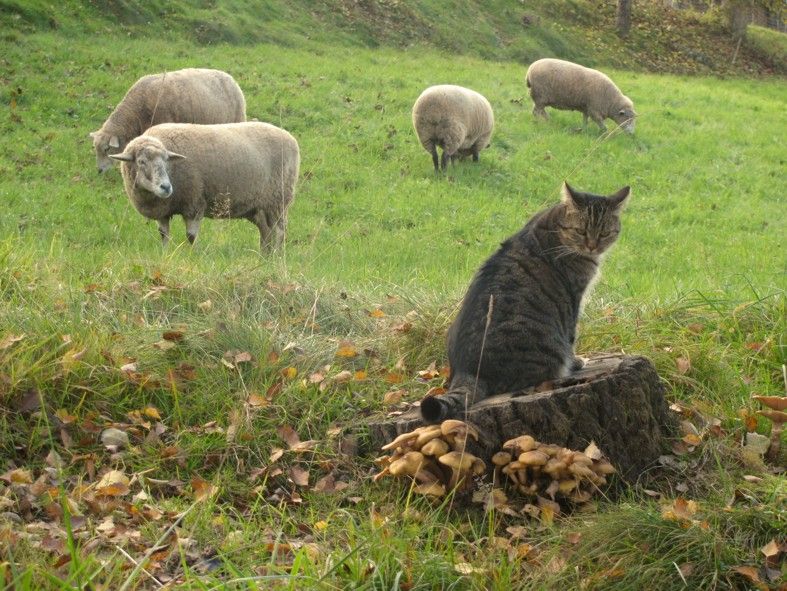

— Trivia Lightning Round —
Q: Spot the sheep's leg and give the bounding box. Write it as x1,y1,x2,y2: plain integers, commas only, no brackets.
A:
429,144,439,173
185,217,202,245
533,104,549,119
589,112,607,133
440,149,449,172
157,218,170,247
252,210,275,253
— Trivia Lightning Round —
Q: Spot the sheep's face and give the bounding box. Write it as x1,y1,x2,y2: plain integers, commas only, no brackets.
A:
110,139,185,199
557,182,630,257
613,99,636,134
90,131,123,174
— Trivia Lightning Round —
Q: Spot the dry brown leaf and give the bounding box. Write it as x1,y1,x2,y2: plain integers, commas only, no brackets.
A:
234,351,253,364
1,468,33,484
682,433,702,446
353,370,367,380
277,425,300,448
281,366,297,379
368,309,386,318
760,539,780,558
247,393,269,408
0,334,25,350
391,321,412,333
61,347,87,371
153,340,176,351
197,299,212,311
270,448,285,463
289,466,309,487
675,356,691,375
335,342,358,358
162,330,185,342
383,390,405,405
191,476,217,502
730,566,766,590
332,370,353,384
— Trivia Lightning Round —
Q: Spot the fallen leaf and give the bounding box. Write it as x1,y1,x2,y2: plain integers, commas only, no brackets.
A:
760,539,779,558
335,342,358,358
0,334,25,350
100,428,129,450
675,357,691,375
383,390,405,405
142,406,161,420
247,393,269,407
332,370,353,384
162,330,185,342
277,425,300,448
197,299,212,311
730,566,766,590
368,309,386,318
281,366,297,379
234,351,253,364
0,468,33,484
353,370,367,380
682,433,702,446
289,466,309,487
191,476,217,502
270,448,284,463
153,340,176,351
454,562,483,575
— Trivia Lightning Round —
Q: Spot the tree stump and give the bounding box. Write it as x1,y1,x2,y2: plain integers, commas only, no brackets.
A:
368,354,675,480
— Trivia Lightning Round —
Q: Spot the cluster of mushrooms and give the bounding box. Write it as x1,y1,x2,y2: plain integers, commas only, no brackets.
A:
374,420,615,504
373,420,485,497
492,435,615,504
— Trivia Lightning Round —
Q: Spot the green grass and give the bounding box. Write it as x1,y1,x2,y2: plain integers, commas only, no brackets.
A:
1,3,786,590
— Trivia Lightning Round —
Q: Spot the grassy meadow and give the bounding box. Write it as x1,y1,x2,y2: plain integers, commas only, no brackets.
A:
0,3,785,590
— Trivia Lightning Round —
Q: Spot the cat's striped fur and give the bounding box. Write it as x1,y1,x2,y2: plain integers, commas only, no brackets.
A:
421,182,630,423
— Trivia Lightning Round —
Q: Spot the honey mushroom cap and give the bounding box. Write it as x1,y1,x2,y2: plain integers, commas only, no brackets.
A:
571,452,594,466
752,396,787,411
413,481,446,497
568,463,595,479
438,450,475,472
440,420,480,441
502,435,536,455
757,409,787,424
519,450,549,466
421,438,449,457
389,451,425,477
414,425,444,448
491,451,512,466
593,461,616,475
381,431,419,452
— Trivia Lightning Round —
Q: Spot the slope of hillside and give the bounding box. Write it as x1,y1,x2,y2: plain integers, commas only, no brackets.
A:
1,0,784,74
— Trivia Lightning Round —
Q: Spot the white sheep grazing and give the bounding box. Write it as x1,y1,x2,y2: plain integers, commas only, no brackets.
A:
90,68,246,173
525,58,636,134
412,84,494,172
110,122,299,252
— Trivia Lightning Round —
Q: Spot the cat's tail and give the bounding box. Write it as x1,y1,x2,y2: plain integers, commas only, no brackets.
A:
420,376,487,424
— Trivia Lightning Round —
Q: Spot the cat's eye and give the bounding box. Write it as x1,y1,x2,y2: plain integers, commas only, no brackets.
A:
600,231,612,238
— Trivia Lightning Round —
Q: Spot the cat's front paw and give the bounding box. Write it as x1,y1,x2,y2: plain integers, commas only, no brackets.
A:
571,357,585,371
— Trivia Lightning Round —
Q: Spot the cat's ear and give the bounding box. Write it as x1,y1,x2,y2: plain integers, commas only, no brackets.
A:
608,186,631,211
561,181,581,208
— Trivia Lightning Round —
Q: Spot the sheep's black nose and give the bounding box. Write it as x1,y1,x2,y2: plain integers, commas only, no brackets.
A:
160,183,171,194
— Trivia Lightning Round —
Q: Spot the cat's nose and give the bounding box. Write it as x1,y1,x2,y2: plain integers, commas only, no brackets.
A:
586,238,598,251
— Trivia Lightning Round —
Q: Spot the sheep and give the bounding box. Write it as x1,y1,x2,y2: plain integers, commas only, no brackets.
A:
525,58,636,134
90,68,246,173
109,122,299,252
412,84,494,172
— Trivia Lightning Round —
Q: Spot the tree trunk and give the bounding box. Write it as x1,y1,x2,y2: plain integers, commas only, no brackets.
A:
616,0,633,37
727,0,752,40
368,354,675,481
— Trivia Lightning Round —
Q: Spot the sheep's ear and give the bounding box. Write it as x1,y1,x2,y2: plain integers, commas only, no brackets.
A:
608,186,631,210
109,136,120,149
166,151,186,161
561,181,581,207
109,152,134,162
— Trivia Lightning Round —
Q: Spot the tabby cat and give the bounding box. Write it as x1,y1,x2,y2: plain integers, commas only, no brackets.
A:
421,182,630,423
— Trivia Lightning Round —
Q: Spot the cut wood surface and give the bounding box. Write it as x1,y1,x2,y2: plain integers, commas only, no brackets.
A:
368,354,675,480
